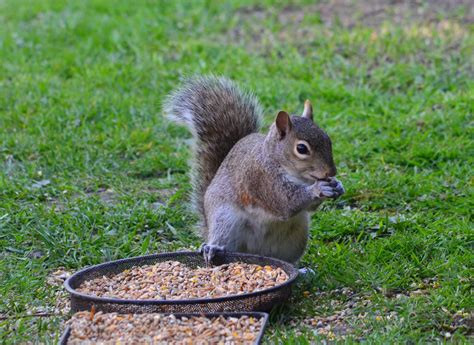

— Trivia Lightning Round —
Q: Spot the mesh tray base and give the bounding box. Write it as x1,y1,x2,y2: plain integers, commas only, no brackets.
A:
60,311,269,345
65,251,298,313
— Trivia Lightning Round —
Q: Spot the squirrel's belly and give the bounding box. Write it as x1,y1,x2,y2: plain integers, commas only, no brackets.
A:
240,208,309,263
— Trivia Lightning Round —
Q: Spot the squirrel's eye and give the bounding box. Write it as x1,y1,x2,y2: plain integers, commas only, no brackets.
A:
296,143,309,155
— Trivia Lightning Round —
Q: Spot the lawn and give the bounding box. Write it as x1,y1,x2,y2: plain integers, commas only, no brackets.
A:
0,0,473,343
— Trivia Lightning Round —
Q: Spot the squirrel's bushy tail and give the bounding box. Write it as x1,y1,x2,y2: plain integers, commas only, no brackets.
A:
163,75,262,218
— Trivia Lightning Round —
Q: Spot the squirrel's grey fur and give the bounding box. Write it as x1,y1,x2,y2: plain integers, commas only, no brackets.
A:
163,76,262,220
164,76,344,264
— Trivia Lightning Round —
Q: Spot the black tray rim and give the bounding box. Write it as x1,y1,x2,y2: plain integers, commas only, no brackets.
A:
64,251,299,305
59,311,269,345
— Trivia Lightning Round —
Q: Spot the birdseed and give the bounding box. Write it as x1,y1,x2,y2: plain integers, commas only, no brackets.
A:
77,261,289,300
66,311,264,344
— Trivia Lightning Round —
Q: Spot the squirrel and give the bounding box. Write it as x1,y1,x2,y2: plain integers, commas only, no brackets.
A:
163,76,344,264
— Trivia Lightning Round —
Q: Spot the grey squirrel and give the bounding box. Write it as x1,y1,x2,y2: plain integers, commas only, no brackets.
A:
164,76,344,264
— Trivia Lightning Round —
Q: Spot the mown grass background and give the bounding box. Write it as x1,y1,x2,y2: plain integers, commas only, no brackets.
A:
0,0,473,343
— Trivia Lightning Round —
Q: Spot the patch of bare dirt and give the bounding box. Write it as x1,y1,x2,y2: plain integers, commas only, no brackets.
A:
238,0,473,29
224,1,472,52
289,279,473,340
86,187,118,204
44,268,72,317
46,187,177,212
46,188,119,211
147,187,178,209
291,288,374,340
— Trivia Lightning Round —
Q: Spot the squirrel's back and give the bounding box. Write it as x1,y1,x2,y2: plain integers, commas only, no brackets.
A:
163,76,263,222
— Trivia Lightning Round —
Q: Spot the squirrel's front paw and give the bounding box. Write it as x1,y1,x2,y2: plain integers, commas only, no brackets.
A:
200,243,225,265
329,177,345,197
312,178,344,199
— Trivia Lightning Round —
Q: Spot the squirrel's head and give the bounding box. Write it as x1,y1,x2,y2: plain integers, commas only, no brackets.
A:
266,100,337,183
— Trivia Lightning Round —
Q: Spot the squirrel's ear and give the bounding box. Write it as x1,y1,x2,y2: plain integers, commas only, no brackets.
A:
275,111,292,139
302,100,313,121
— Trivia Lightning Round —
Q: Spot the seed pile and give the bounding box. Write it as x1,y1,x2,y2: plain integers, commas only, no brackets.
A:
67,311,263,344
77,261,289,300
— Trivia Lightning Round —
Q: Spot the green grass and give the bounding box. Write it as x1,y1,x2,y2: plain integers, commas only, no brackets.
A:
0,0,473,343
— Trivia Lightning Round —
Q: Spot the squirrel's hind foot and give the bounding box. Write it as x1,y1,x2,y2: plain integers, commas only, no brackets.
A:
298,267,316,276
200,243,225,266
